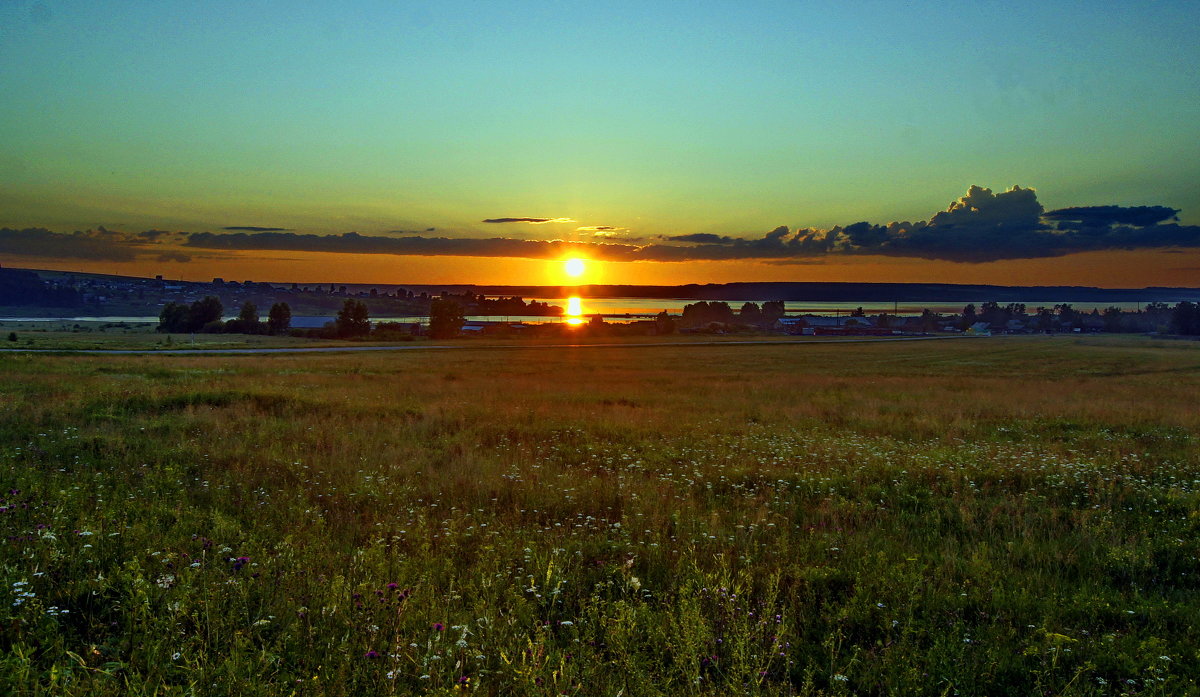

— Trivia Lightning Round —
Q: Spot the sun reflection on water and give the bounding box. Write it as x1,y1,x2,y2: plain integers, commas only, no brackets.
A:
565,296,584,325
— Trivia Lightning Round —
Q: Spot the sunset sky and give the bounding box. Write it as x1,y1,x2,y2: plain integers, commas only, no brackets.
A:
2,1,1198,287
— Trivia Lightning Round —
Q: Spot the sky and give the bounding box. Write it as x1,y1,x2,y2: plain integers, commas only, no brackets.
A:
1,0,1199,287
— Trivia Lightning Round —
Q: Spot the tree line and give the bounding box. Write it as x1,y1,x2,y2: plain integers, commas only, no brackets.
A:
160,295,1200,339
157,297,291,335
957,301,1199,335
680,301,785,329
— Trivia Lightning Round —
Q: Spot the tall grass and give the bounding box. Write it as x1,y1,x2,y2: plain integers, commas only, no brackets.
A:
1,336,1198,695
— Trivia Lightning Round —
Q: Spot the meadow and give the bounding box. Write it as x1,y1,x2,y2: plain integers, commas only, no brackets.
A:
1,336,1198,695
0,322,326,352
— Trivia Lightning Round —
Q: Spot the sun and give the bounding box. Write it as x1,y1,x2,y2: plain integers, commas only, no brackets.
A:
563,258,586,278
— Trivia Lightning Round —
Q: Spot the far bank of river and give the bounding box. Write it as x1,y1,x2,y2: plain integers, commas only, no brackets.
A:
0,298,1168,327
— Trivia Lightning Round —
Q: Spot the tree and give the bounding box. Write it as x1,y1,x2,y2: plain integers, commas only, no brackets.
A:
761,301,785,324
1102,306,1124,333
1171,301,1199,335
1035,307,1055,332
267,302,291,335
739,302,762,324
654,310,676,335
226,301,261,334
157,301,189,333
1055,303,1078,331
960,303,977,330
239,301,259,325
680,301,734,328
187,296,224,332
335,298,371,338
979,301,1005,328
428,298,465,339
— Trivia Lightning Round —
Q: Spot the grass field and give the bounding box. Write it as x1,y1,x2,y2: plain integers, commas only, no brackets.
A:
0,322,326,352
1,336,1198,695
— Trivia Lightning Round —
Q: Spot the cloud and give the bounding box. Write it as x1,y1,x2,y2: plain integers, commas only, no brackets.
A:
856,186,1200,262
650,186,1200,263
137,229,175,240
182,230,643,261
482,217,576,224
1043,205,1178,228
222,226,292,232
0,226,199,263
174,185,1200,265
578,225,634,239
174,226,825,263
156,251,192,263
12,186,1198,267
0,227,142,261
666,233,735,244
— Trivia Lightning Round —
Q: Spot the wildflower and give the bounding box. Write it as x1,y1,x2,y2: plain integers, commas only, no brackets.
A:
364,650,381,659
433,622,445,631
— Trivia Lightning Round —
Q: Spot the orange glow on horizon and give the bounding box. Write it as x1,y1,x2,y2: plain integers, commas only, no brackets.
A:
7,248,1198,289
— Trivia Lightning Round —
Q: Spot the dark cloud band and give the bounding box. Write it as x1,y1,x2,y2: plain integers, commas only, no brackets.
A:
482,217,575,224
0,227,141,262
4,186,1198,265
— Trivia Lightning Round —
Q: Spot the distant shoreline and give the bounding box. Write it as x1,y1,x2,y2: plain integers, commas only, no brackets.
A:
8,266,1200,302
